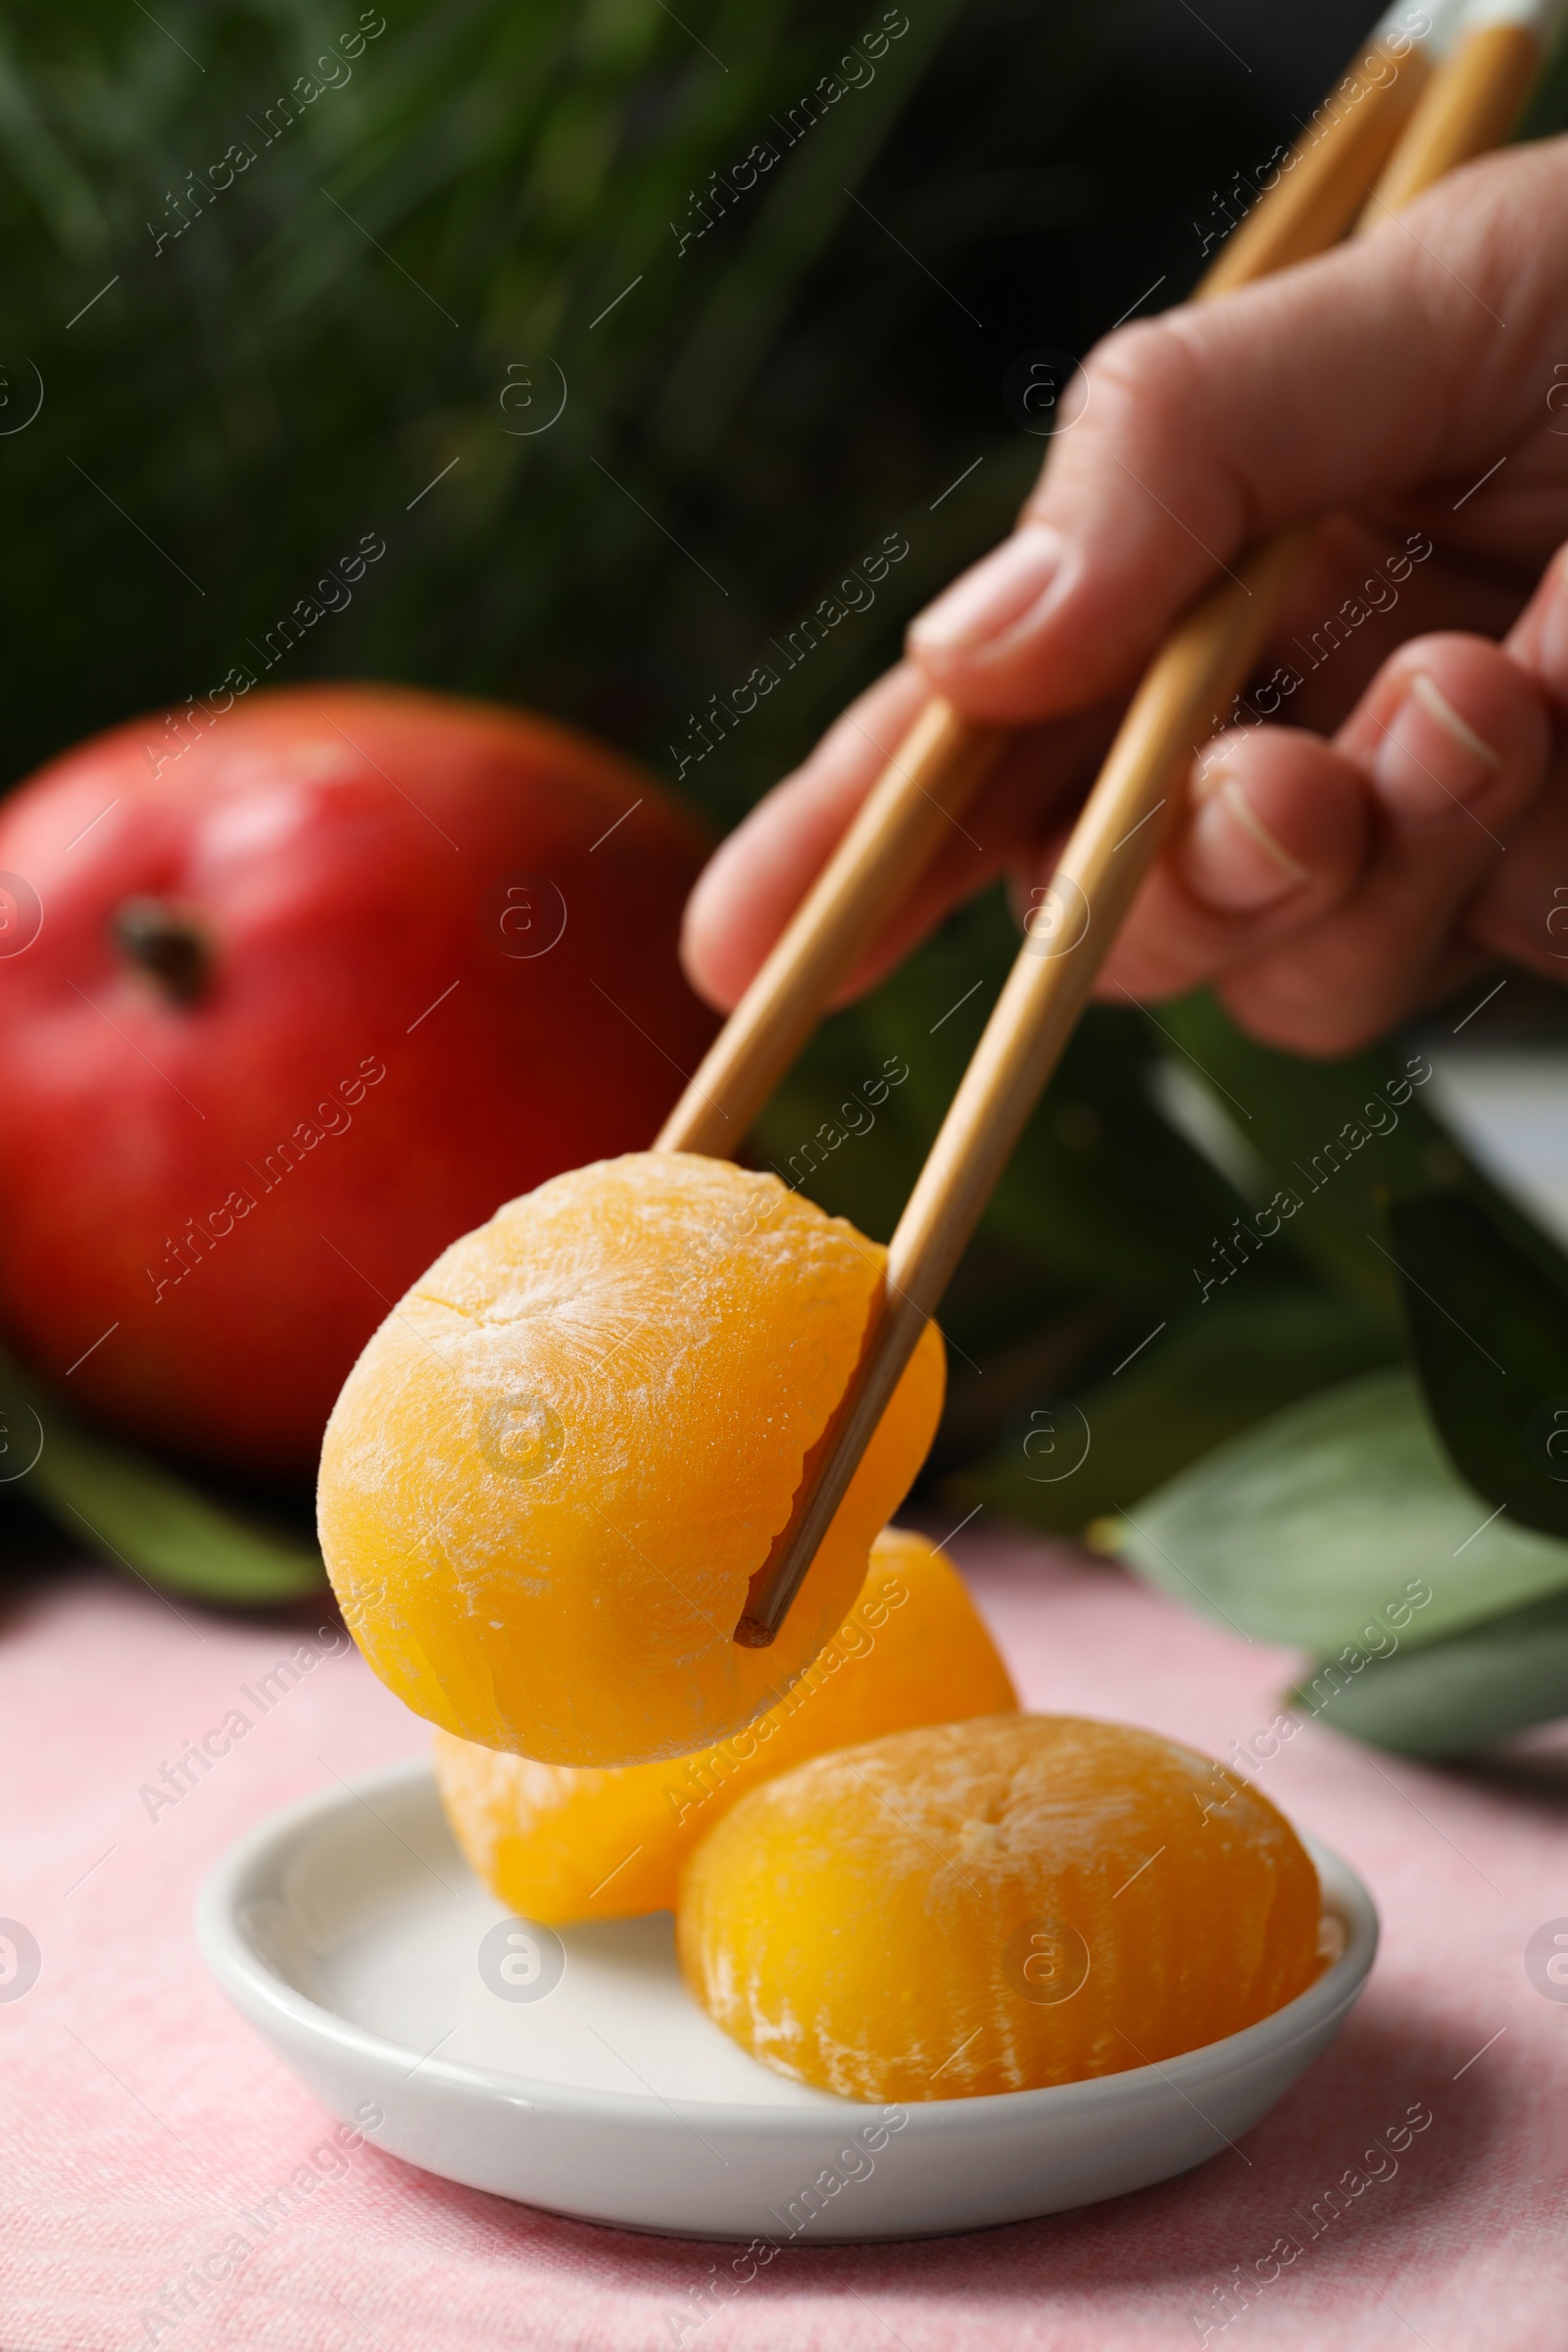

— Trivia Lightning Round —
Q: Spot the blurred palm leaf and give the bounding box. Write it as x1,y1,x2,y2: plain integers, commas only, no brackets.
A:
0,0,1127,802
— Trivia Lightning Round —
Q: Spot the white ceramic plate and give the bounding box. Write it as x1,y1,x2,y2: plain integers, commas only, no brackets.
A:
197,1757,1378,2241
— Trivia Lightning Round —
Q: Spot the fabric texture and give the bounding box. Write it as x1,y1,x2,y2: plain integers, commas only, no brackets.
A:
2,1530,1564,2351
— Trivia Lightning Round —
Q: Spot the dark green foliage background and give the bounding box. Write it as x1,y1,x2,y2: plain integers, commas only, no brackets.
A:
8,0,1568,1650
3,0,1379,796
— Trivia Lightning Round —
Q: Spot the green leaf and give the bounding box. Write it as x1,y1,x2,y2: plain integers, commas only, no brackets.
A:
1107,1367,1568,1653
1386,1188,1568,1541
861,906,1256,1298
750,895,1274,1455
1290,1586,1568,1757
1152,993,1482,1314
0,1347,323,1605
944,1287,1396,1536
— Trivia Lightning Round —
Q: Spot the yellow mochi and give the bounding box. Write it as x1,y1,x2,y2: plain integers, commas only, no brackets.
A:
678,1713,1323,2101
317,1152,946,1765
431,1527,1019,1920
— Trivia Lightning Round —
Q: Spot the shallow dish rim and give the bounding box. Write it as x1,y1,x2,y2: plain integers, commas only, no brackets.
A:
197,1752,1379,2132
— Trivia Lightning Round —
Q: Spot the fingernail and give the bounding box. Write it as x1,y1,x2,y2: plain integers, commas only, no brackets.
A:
1372,672,1501,817
910,523,1065,660
1181,768,1309,911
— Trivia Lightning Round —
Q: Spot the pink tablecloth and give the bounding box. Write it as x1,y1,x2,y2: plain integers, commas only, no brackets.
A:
3,1529,1566,2352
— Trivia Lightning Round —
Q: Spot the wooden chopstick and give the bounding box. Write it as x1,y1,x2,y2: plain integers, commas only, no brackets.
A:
1197,8,1438,296
659,703,1004,1155
654,14,1442,1161
1370,12,1544,213
735,0,1555,1647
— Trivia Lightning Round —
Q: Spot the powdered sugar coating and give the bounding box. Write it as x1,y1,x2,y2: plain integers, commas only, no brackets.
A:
318,1152,946,1764
678,1713,1322,2100
430,1526,1018,1921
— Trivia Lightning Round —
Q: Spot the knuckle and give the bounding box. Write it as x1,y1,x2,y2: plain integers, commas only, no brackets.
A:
1022,312,1246,542
1084,313,1213,436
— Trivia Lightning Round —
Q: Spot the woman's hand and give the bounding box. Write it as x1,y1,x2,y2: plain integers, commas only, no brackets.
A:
682,138,1568,1056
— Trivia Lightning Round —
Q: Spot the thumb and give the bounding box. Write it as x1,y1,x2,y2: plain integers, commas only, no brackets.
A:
906,143,1554,725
